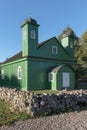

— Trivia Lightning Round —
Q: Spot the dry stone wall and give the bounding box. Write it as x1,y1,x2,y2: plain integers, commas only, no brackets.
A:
0,87,87,116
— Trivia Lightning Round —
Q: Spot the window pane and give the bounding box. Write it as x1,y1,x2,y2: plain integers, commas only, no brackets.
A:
52,46,57,54
49,73,54,82
31,30,36,39
18,66,22,79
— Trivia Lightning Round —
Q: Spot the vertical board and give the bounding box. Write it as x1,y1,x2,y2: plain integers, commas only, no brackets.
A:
0,59,28,90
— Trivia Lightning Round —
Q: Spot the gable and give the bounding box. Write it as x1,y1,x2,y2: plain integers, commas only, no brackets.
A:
37,37,72,61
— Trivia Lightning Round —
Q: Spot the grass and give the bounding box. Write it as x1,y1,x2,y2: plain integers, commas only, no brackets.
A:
0,98,30,126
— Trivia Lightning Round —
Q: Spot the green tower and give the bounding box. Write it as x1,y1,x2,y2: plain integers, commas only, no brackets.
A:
61,33,76,59
21,17,39,57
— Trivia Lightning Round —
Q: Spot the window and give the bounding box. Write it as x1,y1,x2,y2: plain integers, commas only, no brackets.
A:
52,46,57,54
49,72,54,82
31,30,36,39
17,66,22,79
1,69,4,80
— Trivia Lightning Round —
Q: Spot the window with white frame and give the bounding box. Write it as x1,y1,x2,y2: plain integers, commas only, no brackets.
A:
17,66,22,79
30,30,36,39
1,69,4,80
49,72,54,82
52,46,57,54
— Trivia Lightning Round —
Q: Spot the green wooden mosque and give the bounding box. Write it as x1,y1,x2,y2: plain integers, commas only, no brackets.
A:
0,18,76,90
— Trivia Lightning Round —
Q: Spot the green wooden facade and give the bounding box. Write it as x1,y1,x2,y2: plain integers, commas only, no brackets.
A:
0,18,76,90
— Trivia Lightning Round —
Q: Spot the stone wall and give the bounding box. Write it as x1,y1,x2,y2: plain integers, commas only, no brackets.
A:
0,87,87,116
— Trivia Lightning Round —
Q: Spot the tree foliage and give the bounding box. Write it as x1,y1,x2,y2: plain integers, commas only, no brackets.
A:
80,30,87,64
74,30,87,66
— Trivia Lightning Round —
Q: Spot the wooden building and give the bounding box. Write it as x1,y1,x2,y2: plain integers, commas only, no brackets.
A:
0,18,76,90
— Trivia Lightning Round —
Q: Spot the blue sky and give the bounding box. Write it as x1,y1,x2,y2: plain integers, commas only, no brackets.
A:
0,0,87,62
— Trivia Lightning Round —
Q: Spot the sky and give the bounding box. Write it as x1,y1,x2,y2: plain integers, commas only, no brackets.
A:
0,0,87,62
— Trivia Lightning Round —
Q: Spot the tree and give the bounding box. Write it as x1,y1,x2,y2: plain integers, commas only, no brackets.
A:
80,30,87,65
74,38,83,65
75,30,87,80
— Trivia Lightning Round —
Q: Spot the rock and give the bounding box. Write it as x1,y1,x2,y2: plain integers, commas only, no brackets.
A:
0,87,87,117
40,101,45,106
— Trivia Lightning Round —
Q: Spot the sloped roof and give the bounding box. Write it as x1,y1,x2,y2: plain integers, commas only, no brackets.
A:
38,37,56,47
2,51,22,64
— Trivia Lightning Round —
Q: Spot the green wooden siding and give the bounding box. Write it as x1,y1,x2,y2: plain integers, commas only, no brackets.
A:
0,59,28,90
38,38,73,61
0,57,75,91
27,58,75,90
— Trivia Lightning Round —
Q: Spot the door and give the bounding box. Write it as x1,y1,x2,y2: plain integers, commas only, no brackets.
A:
62,72,70,88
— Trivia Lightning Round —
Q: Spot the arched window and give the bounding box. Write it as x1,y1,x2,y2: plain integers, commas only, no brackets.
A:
17,66,22,79
30,30,36,39
1,69,4,80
